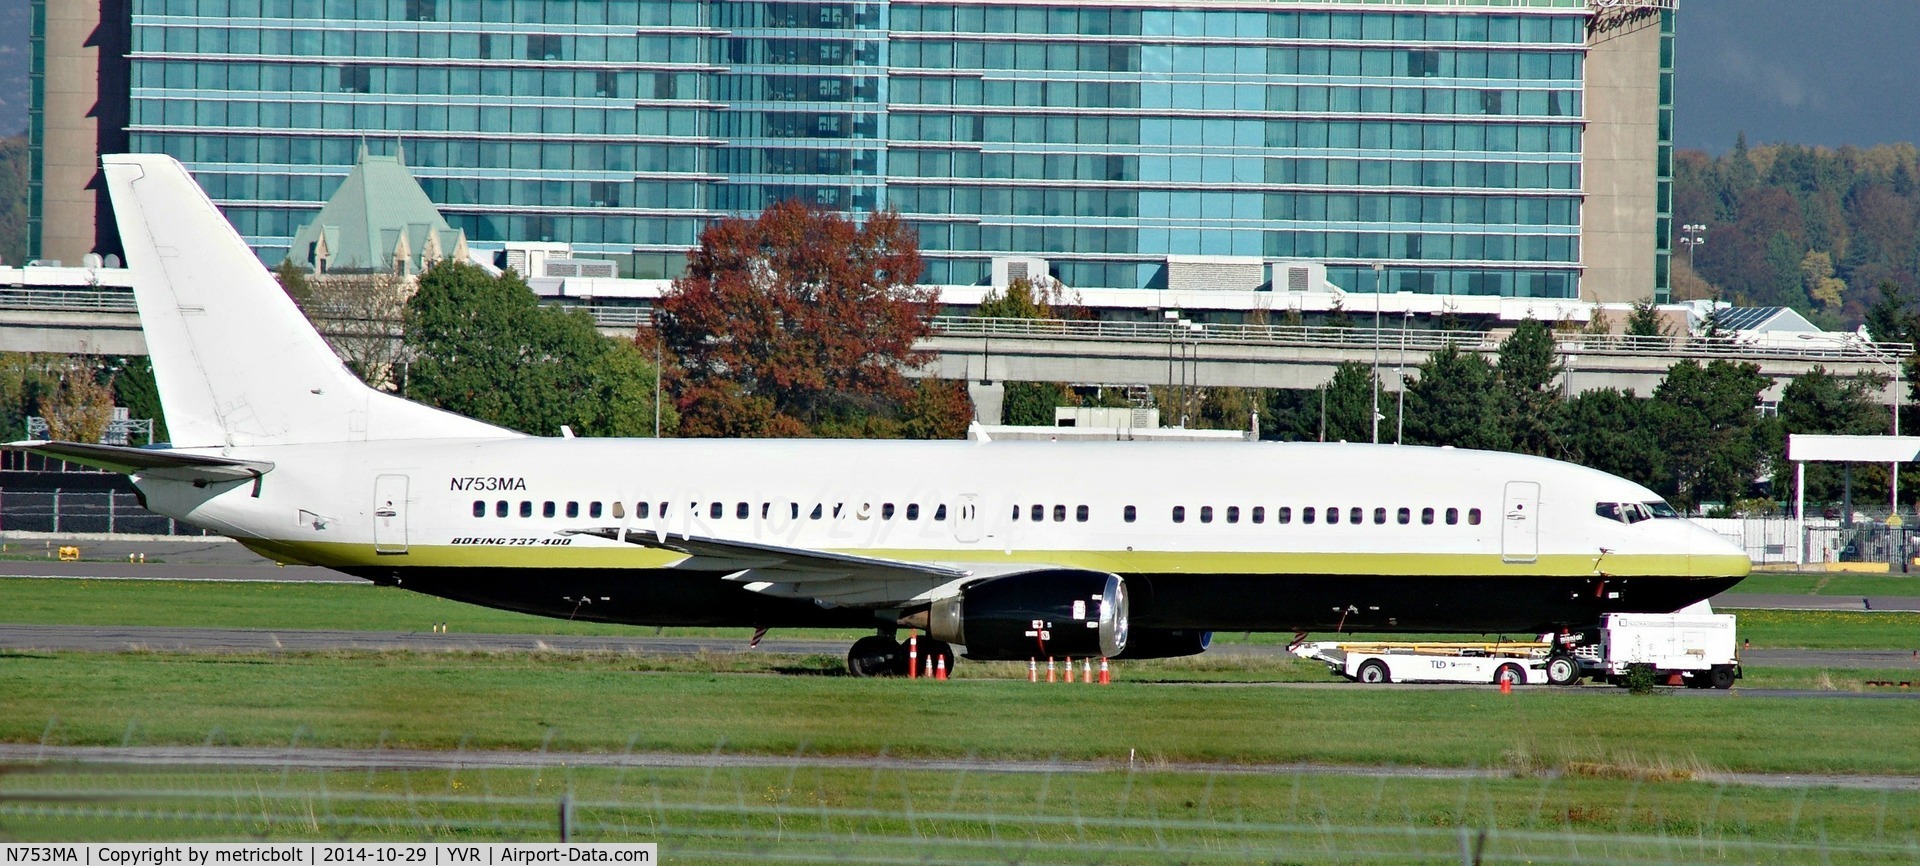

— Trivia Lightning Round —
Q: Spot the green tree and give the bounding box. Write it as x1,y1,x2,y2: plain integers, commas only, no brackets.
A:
1401,344,1507,451
1626,298,1669,338
109,356,169,443
1557,388,1662,490
403,261,673,437
1319,362,1392,443
1774,366,1893,504
1647,359,1777,509
1496,320,1563,456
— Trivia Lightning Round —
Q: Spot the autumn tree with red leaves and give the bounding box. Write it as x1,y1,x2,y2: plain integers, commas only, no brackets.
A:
658,200,962,437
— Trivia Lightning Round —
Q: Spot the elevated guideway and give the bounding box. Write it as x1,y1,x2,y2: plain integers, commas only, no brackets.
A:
1,273,1905,402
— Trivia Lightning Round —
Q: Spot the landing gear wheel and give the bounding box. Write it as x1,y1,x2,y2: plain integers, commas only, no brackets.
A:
846,635,901,677
1545,655,1582,686
1494,663,1525,686
1709,664,1738,690
908,638,957,678
1355,659,1390,684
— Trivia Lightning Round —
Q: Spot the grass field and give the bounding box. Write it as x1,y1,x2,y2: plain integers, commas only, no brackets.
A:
4,763,1918,864
1726,571,1920,596
8,577,1920,650
5,650,1919,776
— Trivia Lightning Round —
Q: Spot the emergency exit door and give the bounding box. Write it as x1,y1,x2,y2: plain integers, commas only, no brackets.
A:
373,474,409,554
1501,481,1539,564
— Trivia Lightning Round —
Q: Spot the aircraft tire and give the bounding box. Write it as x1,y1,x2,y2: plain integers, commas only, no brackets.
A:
846,635,902,677
1545,655,1582,686
1355,660,1390,684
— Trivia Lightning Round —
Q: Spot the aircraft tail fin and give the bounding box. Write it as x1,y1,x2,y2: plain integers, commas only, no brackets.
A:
101,154,517,447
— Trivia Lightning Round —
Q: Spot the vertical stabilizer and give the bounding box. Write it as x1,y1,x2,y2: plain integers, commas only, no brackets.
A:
102,154,518,447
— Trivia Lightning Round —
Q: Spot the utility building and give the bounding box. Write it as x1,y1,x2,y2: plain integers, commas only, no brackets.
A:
30,0,1674,302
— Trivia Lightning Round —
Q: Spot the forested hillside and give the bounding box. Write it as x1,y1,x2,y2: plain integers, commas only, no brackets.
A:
0,133,25,265
1673,138,1920,330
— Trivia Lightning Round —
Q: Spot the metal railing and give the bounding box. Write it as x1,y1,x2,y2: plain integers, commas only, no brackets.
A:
0,490,212,536
925,316,1912,365
0,286,139,312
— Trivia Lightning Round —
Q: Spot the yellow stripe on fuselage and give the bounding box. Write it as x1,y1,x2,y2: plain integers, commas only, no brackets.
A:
240,539,1750,579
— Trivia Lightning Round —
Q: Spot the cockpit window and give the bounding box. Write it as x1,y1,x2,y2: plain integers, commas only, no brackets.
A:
1596,502,1657,524
1644,501,1680,519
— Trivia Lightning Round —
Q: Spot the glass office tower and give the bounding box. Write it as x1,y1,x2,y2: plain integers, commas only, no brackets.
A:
117,0,1643,298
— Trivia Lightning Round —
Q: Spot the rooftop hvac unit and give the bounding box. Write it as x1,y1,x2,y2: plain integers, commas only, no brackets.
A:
1271,261,1329,293
1166,256,1264,292
544,258,619,279
499,242,573,277
991,256,1050,289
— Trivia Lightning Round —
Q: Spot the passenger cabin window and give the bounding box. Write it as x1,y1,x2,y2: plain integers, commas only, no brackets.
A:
636,502,650,519
542,501,555,518
1123,505,1137,523
1200,506,1214,523
611,501,625,519
1468,507,1483,525
907,503,921,520
811,504,824,520
1397,507,1410,524
589,502,602,519
520,501,533,518
883,503,896,519
1445,507,1459,525
1251,506,1265,524
566,501,579,518
1226,506,1240,524
934,504,948,521
1172,506,1186,523
1031,504,1045,522
1327,507,1339,525
1349,507,1363,525
472,500,485,517
737,502,749,519
1076,505,1089,522
1276,506,1291,524
1053,504,1066,522
496,500,508,517
1373,507,1386,524
1302,507,1316,524
1421,507,1434,525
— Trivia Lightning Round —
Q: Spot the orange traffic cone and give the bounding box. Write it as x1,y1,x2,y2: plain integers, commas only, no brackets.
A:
907,636,919,679
1099,658,1110,685
1047,657,1056,683
924,656,934,678
1083,658,1092,683
935,655,947,681
1499,677,1512,695
1064,657,1074,683
1029,658,1038,682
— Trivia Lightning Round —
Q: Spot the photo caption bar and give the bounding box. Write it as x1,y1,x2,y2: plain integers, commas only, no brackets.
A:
3,845,657,866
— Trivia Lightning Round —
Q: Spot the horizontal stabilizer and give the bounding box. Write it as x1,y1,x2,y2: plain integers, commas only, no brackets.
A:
4,440,273,484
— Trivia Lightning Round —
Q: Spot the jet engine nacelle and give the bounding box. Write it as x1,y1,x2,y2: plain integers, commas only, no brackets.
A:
925,570,1128,661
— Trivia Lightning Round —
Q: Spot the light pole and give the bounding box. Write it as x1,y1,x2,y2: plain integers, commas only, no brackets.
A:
1370,263,1384,444
1165,310,1178,425
1396,308,1410,445
1679,224,1706,272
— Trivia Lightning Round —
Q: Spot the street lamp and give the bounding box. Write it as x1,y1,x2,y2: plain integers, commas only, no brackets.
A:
1370,263,1384,445
1396,307,1411,445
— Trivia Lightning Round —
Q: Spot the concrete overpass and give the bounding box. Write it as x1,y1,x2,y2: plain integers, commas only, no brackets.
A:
1,275,1906,404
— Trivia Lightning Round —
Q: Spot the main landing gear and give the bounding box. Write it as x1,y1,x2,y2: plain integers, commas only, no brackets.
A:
845,632,955,677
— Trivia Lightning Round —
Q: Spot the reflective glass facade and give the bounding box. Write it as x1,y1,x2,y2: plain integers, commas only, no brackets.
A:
124,0,1622,297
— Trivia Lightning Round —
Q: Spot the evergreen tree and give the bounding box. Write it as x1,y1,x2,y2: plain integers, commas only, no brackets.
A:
1774,366,1894,505
1557,388,1662,491
1400,344,1507,451
1495,320,1562,456
1647,360,1777,509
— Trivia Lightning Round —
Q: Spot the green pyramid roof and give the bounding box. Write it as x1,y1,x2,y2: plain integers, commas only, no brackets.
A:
286,146,465,275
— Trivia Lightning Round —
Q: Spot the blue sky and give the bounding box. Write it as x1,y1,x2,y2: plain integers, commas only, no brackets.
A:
1674,0,1920,151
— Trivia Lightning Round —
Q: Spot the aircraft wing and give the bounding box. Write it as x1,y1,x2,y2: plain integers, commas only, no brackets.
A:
561,527,982,607
3,440,274,484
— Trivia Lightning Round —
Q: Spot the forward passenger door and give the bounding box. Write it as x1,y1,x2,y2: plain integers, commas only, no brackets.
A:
1501,481,1539,564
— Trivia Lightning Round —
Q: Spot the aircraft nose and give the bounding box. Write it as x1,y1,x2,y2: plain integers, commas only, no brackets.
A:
1688,520,1752,576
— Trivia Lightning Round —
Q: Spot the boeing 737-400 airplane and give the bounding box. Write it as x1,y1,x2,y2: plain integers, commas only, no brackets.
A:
6,155,1750,676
